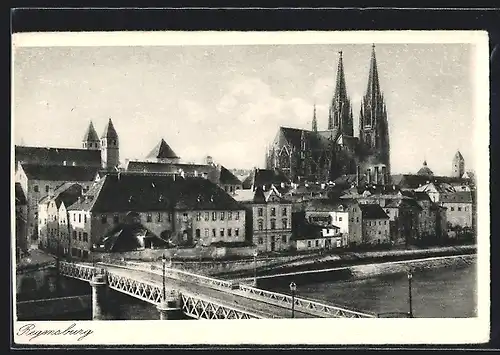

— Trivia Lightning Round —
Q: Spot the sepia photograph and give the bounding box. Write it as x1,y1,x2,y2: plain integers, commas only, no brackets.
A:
11,30,490,345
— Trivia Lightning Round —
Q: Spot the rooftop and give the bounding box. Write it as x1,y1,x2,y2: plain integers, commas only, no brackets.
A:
20,163,100,182
359,204,389,220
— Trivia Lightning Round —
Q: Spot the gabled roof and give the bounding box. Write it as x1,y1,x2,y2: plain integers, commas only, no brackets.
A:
440,191,473,203
15,183,27,205
293,221,341,240
68,173,245,213
20,163,100,182
219,166,242,185
359,204,389,219
53,183,83,209
83,121,99,142
15,146,101,168
101,118,118,139
254,168,291,188
145,139,180,160
126,161,219,183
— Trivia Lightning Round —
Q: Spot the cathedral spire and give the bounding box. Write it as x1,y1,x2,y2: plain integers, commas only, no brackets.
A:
312,103,318,132
328,50,353,136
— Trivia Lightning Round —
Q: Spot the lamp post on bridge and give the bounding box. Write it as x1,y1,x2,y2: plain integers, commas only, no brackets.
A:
407,270,413,318
162,253,166,302
253,250,258,287
289,281,297,319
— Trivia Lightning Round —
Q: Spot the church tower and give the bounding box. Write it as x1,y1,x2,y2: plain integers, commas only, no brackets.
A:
82,121,100,150
328,51,354,136
452,150,465,178
100,118,119,170
359,44,391,174
311,103,318,132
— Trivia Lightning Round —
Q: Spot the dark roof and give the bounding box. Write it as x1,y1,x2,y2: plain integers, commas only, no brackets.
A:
454,150,464,161
384,198,422,211
83,121,99,142
98,223,169,252
359,204,389,219
254,168,291,188
20,163,100,182
219,166,242,185
15,183,27,205
101,118,118,139
145,139,179,160
417,161,434,176
68,173,245,213
15,146,101,168
391,174,470,189
293,222,340,240
53,183,83,209
126,161,219,183
440,191,473,203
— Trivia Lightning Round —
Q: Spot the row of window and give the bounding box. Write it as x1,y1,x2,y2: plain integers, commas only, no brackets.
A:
449,206,469,212
223,185,241,193
196,227,240,238
195,211,241,222
72,230,89,242
257,235,287,244
257,207,287,217
257,218,288,230
33,185,89,193
98,211,242,224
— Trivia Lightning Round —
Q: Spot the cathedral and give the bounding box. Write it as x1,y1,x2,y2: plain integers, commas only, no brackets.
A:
265,45,391,185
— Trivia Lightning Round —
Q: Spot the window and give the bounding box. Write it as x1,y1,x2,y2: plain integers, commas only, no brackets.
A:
384,220,387,225
379,221,381,225
465,207,468,211
282,235,287,243
258,208,263,217
458,207,462,212
34,185,39,192
356,217,359,223
235,228,239,237
282,207,287,216
258,220,263,231
183,213,188,222
308,240,312,248
205,229,209,237
220,212,225,221
205,212,209,221
212,229,217,237
270,219,276,230
271,208,276,217
147,213,152,222
235,212,240,220
228,228,232,237
73,214,76,222
45,185,50,193
450,207,455,211
339,217,342,221
83,232,88,242
78,214,81,223
282,218,287,229
212,212,217,221
220,228,225,237
101,214,107,224
157,213,162,222
228,212,232,220
113,214,119,224
78,232,82,241
73,231,77,240
196,212,201,221
195,229,201,238
84,214,87,223
315,240,319,247
258,237,263,244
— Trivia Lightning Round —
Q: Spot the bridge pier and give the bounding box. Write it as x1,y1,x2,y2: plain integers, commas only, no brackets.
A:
89,274,107,320
157,292,182,320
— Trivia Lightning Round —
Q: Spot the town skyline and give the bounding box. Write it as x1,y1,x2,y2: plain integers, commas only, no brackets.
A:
13,43,475,176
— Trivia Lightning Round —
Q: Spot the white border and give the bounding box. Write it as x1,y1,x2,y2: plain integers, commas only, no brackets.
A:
11,30,490,345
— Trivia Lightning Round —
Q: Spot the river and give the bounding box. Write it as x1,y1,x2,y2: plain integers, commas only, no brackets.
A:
264,259,477,318
17,258,476,320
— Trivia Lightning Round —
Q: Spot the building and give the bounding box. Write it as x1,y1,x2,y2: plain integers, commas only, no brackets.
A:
358,204,390,245
452,150,465,178
292,222,342,251
37,183,83,255
417,160,434,177
234,185,293,253
16,163,100,243
15,183,28,254
126,140,242,193
266,46,390,184
439,191,473,229
242,168,291,191
66,173,247,258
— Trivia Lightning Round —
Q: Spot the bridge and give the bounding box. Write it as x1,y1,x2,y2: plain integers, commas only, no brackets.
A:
58,260,377,320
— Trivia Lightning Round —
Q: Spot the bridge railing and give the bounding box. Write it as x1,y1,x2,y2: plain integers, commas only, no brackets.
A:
238,284,377,318
59,261,103,282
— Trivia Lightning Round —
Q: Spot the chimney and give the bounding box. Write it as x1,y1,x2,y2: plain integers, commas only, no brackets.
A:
356,165,360,186
381,166,387,185
374,166,379,185
367,169,371,184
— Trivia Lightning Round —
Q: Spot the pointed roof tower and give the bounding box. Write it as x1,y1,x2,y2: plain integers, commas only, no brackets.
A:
454,150,464,161
328,50,354,136
101,118,118,139
311,103,318,132
366,44,381,103
146,138,180,160
83,121,99,142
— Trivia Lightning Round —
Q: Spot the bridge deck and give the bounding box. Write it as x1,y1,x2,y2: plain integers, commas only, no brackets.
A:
104,266,315,319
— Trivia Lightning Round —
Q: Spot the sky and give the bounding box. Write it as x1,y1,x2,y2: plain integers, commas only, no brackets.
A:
13,42,476,175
